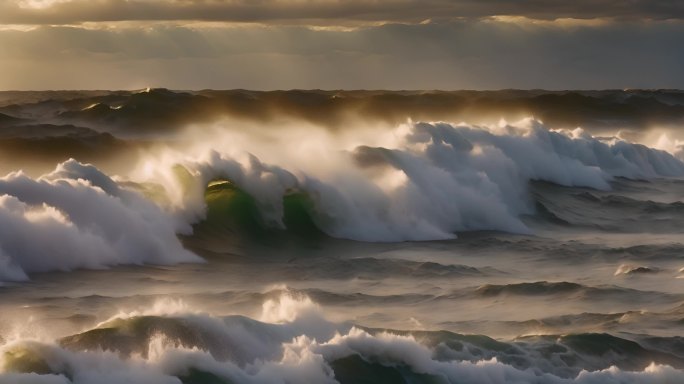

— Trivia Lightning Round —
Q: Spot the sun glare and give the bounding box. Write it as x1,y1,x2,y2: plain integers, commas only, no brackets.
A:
18,0,72,9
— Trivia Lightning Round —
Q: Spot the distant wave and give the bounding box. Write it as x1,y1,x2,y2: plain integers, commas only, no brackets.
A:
3,89,684,134
571,191,684,215
471,281,681,303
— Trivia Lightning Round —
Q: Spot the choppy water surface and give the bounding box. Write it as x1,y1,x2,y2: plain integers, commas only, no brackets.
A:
0,90,683,383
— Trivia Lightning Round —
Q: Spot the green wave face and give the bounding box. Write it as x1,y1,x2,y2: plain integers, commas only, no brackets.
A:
197,180,327,241
2,344,52,376
282,192,326,238
203,180,265,235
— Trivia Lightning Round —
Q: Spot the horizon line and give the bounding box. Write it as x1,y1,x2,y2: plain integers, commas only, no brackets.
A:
1,87,682,93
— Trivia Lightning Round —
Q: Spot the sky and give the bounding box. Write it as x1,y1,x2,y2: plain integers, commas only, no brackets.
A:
0,0,683,90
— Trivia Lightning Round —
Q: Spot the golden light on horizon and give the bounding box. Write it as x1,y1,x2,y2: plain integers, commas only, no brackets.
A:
18,0,72,10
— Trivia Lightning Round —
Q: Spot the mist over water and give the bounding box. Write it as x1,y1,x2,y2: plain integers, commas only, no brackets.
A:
1,90,684,383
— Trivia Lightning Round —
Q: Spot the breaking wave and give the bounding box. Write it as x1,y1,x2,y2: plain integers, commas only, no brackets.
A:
2,118,684,280
2,293,684,384
153,118,684,241
0,160,201,282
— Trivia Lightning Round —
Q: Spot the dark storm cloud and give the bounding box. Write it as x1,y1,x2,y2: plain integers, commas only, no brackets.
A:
1,20,682,90
1,0,684,25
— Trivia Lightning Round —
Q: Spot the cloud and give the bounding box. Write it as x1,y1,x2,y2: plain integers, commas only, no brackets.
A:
1,20,683,89
0,0,684,26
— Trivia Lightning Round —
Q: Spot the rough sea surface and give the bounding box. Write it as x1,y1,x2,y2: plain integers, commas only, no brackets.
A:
0,89,683,383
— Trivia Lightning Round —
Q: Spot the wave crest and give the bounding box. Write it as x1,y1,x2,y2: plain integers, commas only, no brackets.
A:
0,159,201,281
152,119,684,242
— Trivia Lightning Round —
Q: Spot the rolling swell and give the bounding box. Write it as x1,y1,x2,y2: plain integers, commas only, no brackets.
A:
437,310,683,338
277,257,488,280
4,89,684,134
529,179,684,233
464,281,682,306
475,281,584,296
570,191,684,214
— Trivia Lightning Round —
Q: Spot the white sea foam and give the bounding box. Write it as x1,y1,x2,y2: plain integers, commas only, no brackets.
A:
0,159,201,281
1,292,683,384
2,119,683,279
143,118,684,241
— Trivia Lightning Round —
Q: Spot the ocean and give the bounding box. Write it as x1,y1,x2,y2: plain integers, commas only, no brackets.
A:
0,89,683,383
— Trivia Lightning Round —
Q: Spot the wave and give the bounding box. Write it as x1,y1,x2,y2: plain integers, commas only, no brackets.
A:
193,180,326,241
2,294,684,383
463,281,682,306
4,89,684,135
151,119,684,242
0,159,201,281
475,281,585,296
449,233,684,265
0,124,145,176
529,180,684,233
271,257,487,281
572,191,684,222
614,264,661,276
438,309,681,338
2,117,684,279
